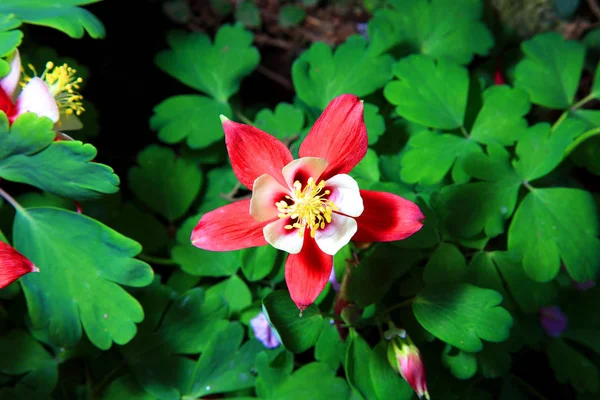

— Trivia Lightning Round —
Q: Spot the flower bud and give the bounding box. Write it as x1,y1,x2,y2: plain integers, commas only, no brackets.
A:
0,241,38,288
385,324,430,399
540,306,568,337
250,311,280,349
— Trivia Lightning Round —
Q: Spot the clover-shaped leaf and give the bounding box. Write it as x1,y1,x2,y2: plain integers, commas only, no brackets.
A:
0,113,119,200
514,32,585,109
413,283,513,352
0,0,105,39
508,188,600,283
254,103,305,142
129,145,203,221
367,0,493,64
292,35,394,109
0,15,22,76
150,95,232,149
155,25,259,102
384,55,469,130
14,207,154,349
547,339,599,393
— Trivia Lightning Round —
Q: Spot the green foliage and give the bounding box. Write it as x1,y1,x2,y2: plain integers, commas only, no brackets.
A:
279,5,306,27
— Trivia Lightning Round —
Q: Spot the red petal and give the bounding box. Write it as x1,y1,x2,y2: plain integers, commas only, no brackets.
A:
191,199,273,251
223,118,293,189
285,235,333,310
353,190,424,242
0,241,38,288
299,94,367,179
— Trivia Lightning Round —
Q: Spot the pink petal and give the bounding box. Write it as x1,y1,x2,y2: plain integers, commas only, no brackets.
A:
285,235,333,310
0,241,39,288
0,50,22,98
15,78,59,123
299,94,367,180
314,213,357,255
281,157,328,189
263,218,304,254
191,199,272,251
250,174,289,222
222,117,293,189
353,190,424,243
250,312,280,349
326,174,363,217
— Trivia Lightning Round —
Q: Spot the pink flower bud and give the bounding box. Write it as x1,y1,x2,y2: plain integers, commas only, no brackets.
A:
250,312,280,349
386,326,430,399
0,241,39,288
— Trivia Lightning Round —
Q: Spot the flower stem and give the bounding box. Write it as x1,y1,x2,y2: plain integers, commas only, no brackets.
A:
0,186,28,216
137,253,177,266
381,298,415,315
564,127,600,157
553,93,595,131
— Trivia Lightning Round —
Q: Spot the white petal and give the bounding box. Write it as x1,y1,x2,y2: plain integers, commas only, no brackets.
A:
263,218,304,254
281,157,328,189
16,78,59,122
0,50,21,98
314,213,357,255
326,174,364,217
250,174,289,222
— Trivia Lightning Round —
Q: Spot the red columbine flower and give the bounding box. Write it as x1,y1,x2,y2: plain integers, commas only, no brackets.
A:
0,241,39,288
191,94,424,310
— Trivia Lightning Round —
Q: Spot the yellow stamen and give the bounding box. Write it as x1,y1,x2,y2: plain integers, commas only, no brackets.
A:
276,177,338,238
21,61,85,117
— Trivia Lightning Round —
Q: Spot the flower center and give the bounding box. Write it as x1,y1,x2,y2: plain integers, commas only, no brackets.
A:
22,62,85,117
276,177,338,238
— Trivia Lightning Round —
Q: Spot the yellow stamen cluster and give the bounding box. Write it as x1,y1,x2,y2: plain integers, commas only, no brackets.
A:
22,61,85,117
276,177,338,238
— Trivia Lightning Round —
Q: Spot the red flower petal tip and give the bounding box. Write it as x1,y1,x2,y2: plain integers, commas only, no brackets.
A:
0,241,39,288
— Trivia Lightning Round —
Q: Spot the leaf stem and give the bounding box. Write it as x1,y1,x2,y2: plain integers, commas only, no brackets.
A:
511,374,550,400
522,181,535,192
236,111,253,125
553,94,595,130
459,125,470,138
137,253,178,266
0,186,27,216
564,126,600,157
381,297,415,315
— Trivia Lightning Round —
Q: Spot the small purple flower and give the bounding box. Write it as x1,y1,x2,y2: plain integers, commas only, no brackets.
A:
250,312,280,349
356,23,369,40
540,306,568,337
329,268,341,292
574,280,596,292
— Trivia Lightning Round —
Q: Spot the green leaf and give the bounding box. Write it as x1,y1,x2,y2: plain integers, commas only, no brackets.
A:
235,1,261,28
150,95,232,149
206,275,252,317
349,148,380,187
469,86,531,145
562,288,600,354
491,252,557,313
347,244,417,307
0,0,105,38
0,114,119,200
187,323,263,398
400,130,481,185
367,0,493,63
477,344,511,378
508,188,600,282
364,103,385,146
315,319,346,371
198,165,238,213
413,283,513,352
384,55,469,130
394,198,440,249
465,252,505,295
423,243,467,284
442,145,522,238
345,330,377,400
14,207,153,349
514,32,585,109
129,145,203,221
547,339,599,393
0,330,57,394
292,36,394,109
369,341,414,400
108,203,169,255
124,286,231,399
155,25,260,102
514,119,587,181
262,290,324,353
241,245,280,281
442,345,477,380
172,213,241,276
254,103,305,141
279,5,306,27
102,376,156,400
